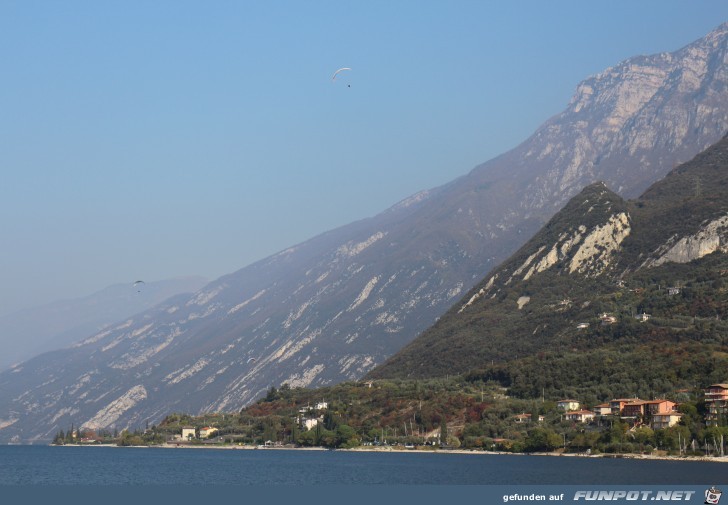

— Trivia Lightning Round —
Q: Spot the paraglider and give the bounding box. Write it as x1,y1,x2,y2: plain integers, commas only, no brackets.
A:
133,280,145,293
332,67,351,87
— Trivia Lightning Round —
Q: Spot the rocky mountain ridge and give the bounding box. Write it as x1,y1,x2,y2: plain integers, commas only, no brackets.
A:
0,23,727,442
370,133,728,381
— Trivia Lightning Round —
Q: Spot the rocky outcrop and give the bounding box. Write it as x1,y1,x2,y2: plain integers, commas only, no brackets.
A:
371,134,728,381
646,214,728,267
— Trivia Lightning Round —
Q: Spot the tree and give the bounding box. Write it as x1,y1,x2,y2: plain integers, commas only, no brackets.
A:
297,429,316,447
264,387,279,402
631,426,655,452
524,427,562,452
291,421,298,444
335,425,359,448
703,426,727,456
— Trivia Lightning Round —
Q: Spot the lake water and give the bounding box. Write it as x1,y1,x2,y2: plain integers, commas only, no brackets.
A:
0,445,725,486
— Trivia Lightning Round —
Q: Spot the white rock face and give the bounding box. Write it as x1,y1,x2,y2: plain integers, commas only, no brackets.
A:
83,385,148,430
337,232,387,258
517,296,531,310
648,214,728,267
518,212,631,280
165,358,210,385
514,22,728,214
348,276,380,311
568,213,631,275
283,364,325,388
0,418,18,429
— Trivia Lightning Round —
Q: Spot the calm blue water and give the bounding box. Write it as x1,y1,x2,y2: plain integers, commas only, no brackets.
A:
0,445,726,486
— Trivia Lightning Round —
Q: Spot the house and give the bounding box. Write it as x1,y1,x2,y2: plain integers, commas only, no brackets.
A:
705,384,728,426
514,413,544,423
600,313,617,325
622,401,647,418
635,312,651,322
609,398,641,416
514,414,530,423
315,401,328,410
199,426,218,438
303,417,322,430
621,399,677,419
592,403,612,416
651,412,683,430
644,400,677,415
557,399,580,411
181,427,196,440
667,287,681,296
565,410,595,423
576,323,589,329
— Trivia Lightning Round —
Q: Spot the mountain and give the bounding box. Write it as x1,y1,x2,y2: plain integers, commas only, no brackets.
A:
369,134,728,399
1,23,727,443
0,277,208,371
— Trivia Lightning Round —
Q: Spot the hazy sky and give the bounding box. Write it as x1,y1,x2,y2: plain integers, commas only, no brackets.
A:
2,1,727,317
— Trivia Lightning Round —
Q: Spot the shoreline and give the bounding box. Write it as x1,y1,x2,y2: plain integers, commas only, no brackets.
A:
49,442,728,463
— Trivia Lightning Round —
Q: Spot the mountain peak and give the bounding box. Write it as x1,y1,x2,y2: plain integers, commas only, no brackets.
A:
456,182,629,314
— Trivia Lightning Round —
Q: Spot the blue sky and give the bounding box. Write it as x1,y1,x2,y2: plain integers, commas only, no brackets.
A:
1,1,727,316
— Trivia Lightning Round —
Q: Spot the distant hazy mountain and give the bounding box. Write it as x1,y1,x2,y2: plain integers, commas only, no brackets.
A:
0,277,207,370
0,23,726,443
370,134,728,385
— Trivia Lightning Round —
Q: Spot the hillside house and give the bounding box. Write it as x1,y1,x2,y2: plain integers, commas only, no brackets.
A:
302,417,322,430
651,412,683,430
565,410,595,423
514,413,544,423
557,399,580,411
600,313,617,325
181,427,196,440
609,398,641,416
199,426,218,438
592,403,612,416
667,287,681,296
297,401,328,413
705,384,728,426
635,313,651,322
621,399,676,418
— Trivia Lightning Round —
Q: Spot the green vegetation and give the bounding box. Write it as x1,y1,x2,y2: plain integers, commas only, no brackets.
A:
51,425,164,446
370,135,728,382
370,249,728,394
125,376,728,457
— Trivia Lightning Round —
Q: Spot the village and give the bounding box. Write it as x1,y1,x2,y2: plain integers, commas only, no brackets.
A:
52,382,728,459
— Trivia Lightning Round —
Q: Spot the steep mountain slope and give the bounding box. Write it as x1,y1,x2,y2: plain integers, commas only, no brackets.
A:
0,277,208,371
0,23,727,443
370,134,728,389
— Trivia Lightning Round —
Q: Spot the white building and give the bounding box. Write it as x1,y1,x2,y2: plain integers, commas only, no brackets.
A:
557,399,580,411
